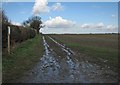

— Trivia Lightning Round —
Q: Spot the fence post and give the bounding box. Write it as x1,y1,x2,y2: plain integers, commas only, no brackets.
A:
8,26,10,54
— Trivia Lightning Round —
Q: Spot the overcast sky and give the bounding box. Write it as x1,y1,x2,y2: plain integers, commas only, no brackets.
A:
2,1,118,34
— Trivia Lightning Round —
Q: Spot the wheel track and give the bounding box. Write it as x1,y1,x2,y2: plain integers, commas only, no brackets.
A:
12,35,118,83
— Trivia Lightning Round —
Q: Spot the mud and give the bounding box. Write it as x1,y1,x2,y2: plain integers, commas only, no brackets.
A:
14,36,118,83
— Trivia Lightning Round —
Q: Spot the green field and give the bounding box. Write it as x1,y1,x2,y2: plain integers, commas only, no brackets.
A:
49,34,118,72
2,35,44,82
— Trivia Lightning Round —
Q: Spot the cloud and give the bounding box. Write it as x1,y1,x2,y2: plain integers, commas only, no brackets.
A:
106,25,113,29
105,25,118,32
80,23,117,33
95,22,104,28
41,22,118,34
81,24,91,28
11,22,21,26
49,16,52,20
111,14,116,18
51,3,63,11
106,25,117,29
80,22,104,29
32,0,64,15
32,0,49,15
44,16,75,28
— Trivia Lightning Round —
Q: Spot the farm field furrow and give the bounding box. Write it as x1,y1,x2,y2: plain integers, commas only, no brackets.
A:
49,34,118,72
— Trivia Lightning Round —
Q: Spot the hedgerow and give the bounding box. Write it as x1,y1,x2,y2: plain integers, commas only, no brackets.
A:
2,23,36,48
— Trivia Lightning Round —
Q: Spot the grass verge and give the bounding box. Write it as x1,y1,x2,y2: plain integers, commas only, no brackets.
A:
2,34,44,82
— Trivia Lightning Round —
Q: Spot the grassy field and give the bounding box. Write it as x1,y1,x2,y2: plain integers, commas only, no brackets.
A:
49,34,118,72
2,34,44,82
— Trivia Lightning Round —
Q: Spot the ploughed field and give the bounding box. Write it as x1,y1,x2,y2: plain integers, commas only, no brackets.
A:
49,34,118,72
11,34,118,83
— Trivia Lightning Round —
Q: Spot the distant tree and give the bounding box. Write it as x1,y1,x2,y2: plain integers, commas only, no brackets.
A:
22,16,44,34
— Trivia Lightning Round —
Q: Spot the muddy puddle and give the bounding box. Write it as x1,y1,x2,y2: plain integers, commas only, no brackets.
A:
14,36,118,83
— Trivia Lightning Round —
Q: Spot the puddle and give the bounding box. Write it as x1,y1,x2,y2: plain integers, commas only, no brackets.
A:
48,36,75,55
49,36,85,82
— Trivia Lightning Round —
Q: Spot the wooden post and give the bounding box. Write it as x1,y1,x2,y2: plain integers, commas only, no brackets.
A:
8,26,10,54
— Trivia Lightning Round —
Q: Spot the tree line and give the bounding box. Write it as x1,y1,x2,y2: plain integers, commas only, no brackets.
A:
2,10,44,49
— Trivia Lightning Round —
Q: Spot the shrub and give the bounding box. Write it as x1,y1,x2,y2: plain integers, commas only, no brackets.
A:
10,25,21,43
2,24,36,49
2,23,8,48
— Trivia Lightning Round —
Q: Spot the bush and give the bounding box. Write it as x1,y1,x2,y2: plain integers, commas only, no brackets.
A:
28,28,36,38
10,25,21,43
20,27,29,41
2,23,36,49
2,23,8,48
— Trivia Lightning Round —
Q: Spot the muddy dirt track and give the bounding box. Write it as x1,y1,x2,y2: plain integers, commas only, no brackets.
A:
13,35,118,83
